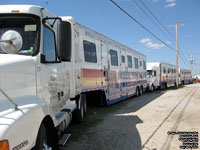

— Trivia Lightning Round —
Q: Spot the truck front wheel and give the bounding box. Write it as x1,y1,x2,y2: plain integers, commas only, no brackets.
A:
34,123,52,150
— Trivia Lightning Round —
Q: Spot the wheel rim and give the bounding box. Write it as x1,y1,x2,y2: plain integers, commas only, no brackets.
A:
43,143,52,150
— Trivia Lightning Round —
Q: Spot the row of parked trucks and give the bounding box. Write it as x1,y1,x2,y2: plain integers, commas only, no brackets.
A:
146,62,193,91
0,5,192,150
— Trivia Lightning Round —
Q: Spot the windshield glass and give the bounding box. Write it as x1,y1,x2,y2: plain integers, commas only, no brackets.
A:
147,70,152,78
0,14,40,55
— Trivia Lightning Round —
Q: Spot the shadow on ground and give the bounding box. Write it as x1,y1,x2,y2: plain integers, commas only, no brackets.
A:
61,91,165,150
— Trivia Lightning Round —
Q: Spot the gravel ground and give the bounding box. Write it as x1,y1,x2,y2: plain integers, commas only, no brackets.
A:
61,83,200,150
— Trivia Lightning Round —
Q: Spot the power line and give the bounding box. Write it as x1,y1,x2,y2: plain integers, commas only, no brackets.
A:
137,0,188,66
110,0,175,51
138,0,188,65
110,0,188,67
132,0,173,42
189,51,195,73
139,0,175,41
178,46,188,65
179,47,187,59
179,51,188,66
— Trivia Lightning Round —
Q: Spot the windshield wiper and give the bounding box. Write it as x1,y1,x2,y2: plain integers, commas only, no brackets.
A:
0,88,19,110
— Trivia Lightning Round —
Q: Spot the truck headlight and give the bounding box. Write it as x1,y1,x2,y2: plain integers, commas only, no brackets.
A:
0,140,10,150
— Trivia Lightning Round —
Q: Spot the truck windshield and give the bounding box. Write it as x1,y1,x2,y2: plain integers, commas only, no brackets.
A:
147,70,152,78
0,14,40,55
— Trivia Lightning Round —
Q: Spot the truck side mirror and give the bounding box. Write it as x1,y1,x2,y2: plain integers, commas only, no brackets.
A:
57,21,71,61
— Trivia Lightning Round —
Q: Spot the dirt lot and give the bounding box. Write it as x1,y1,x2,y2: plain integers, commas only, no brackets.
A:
61,83,200,150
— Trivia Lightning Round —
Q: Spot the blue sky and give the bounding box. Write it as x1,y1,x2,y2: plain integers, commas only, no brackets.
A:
1,0,200,74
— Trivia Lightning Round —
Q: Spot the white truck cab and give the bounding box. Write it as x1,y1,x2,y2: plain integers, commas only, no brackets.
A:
0,4,148,150
147,69,158,91
0,5,82,150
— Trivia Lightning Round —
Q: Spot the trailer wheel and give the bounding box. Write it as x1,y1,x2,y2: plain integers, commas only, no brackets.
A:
34,123,52,150
151,85,154,92
163,85,166,90
161,84,165,90
83,94,87,115
73,94,86,122
136,87,139,97
139,86,143,95
174,82,177,87
159,85,162,90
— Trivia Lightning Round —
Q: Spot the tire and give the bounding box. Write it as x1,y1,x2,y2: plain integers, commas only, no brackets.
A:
139,86,143,95
174,82,176,87
163,84,166,90
161,84,166,90
151,85,154,92
34,124,52,150
136,87,139,97
73,94,86,122
160,84,164,90
83,94,87,115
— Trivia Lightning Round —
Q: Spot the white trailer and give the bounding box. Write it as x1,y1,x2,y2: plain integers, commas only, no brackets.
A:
0,5,147,150
179,69,192,84
147,62,176,90
75,23,147,104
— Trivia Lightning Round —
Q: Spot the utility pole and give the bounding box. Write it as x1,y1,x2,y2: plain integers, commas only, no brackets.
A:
169,21,185,88
189,51,194,75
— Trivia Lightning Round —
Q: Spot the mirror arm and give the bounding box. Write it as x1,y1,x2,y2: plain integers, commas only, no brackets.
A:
52,19,57,28
42,17,61,28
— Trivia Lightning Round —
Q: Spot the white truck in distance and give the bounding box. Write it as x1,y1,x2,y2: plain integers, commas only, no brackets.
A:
0,5,147,150
179,69,193,85
147,62,176,90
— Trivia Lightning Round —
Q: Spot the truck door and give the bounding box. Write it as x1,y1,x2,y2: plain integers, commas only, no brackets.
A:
39,26,70,114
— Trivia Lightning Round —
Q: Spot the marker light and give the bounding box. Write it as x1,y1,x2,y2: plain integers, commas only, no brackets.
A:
0,140,10,150
11,10,20,13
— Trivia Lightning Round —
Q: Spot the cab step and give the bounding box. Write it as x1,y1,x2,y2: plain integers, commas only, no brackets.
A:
58,133,71,146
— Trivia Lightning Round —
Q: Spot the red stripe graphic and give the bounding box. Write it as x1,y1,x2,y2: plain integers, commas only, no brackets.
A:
82,68,103,78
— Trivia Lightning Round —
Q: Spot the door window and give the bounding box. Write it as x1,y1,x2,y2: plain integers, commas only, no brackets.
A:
43,26,56,62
